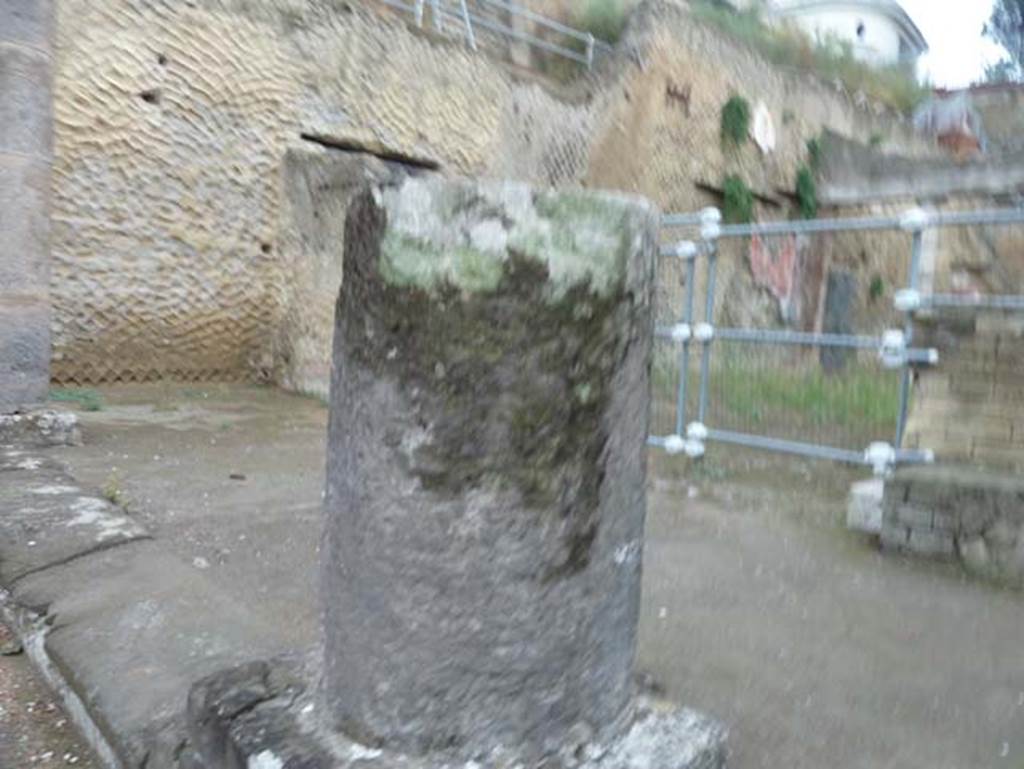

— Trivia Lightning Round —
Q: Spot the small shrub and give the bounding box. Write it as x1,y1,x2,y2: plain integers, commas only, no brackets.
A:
795,165,817,219
869,132,885,148
869,274,885,303
102,473,123,505
806,136,823,171
722,175,754,224
576,0,628,44
721,95,751,146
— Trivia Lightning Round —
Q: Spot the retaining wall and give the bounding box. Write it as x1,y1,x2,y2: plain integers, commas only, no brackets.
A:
50,0,926,388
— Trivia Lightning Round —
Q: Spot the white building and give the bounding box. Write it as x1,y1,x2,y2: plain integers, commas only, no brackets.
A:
769,0,928,68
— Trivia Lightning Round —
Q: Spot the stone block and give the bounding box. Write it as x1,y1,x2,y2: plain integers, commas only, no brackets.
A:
0,0,54,47
0,42,52,157
0,296,50,411
932,509,958,533
896,504,934,529
0,155,49,291
972,444,1024,472
879,524,909,551
959,537,990,575
820,269,857,373
907,528,955,559
847,478,883,534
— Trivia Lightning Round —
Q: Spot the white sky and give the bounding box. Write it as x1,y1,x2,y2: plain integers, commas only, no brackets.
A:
900,0,1008,87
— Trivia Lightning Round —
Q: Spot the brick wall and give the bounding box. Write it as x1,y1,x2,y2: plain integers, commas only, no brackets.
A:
903,312,1024,472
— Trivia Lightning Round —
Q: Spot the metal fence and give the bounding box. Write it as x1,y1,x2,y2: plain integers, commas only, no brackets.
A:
375,0,615,69
649,206,1024,476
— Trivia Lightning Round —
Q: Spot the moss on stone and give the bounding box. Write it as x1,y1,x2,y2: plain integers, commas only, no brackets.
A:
378,180,643,301
380,232,505,293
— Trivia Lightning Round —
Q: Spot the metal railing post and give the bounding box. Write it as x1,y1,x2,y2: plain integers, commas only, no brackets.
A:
431,0,443,31
585,33,595,70
458,0,477,49
895,212,926,448
414,0,425,26
674,248,698,437
697,243,717,424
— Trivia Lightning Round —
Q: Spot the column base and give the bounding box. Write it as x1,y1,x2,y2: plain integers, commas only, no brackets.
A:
184,658,727,769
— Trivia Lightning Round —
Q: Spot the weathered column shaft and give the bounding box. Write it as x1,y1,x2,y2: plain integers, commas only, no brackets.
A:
320,178,657,761
0,0,54,411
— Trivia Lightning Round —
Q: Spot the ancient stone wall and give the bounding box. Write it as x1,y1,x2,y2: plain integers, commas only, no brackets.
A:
882,466,1024,587
904,312,1024,472
50,0,927,386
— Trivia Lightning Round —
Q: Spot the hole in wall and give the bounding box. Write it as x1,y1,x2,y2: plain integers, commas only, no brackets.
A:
157,53,168,66
261,242,273,255
139,88,162,105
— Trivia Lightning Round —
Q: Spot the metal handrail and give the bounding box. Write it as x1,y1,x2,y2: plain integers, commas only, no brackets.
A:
375,0,614,69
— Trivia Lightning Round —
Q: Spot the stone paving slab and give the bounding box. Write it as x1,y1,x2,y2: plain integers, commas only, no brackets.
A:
1,425,312,768
0,454,147,584
10,540,304,768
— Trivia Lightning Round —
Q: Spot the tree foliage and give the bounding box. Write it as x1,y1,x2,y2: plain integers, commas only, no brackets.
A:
983,0,1024,82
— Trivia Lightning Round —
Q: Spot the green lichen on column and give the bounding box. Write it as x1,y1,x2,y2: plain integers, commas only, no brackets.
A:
377,179,649,299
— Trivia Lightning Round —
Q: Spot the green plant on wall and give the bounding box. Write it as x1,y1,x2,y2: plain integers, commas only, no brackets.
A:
869,274,885,303
722,175,754,223
795,165,817,219
721,95,751,146
806,136,823,171
576,0,629,44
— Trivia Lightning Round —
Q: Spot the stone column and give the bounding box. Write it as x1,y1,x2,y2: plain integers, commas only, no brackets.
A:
321,177,657,762
0,0,54,412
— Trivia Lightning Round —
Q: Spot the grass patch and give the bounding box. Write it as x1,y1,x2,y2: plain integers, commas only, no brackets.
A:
713,356,898,431
50,388,104,412
690,1,929,112
651,348,899,448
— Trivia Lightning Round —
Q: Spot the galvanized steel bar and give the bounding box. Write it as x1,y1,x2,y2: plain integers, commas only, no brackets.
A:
675,255,698,436
697,244,718,423
458,0,477,49
926,293,1024,311
895,229,923,448
706,429,866,464
715,328,880,349
661,212,706,228
661,207,1024,239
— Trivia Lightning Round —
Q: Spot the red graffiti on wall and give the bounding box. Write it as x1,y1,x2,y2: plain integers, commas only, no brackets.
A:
749,234,799,319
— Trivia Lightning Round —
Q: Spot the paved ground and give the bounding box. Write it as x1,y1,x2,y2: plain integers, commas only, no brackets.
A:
0,621,100,769
7,384,1024,768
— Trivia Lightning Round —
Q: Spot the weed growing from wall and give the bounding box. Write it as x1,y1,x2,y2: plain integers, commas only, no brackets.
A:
796,166,818,219
721,95,751,146
576,0,629,44
722,175,754,223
